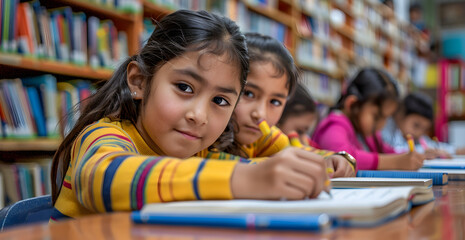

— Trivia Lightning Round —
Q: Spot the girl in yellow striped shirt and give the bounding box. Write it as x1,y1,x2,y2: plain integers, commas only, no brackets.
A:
50,10,328,221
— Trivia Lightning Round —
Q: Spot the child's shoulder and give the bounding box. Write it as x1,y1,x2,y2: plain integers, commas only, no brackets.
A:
319,111,351,129
77,118,132,139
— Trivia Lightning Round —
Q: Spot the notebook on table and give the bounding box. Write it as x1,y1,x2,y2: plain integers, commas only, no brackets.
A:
423,159,465,169
331,177,433,188
418,168,465,180
132,186,434,229
356,170,448,185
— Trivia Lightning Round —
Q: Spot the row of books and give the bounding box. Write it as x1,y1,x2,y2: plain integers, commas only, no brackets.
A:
0,158,52,206
1,0,129,69
300,71,341,105
89,0,142,13
0,74,93,139
297,14,330,42
296,39,335,74
446,92,465,117
446,63,465,90
147,0,209,11
236,1,292,48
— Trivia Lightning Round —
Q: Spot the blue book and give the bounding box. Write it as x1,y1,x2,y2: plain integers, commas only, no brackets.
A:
356,170,448,185
26,87,47,137
132,212,332,231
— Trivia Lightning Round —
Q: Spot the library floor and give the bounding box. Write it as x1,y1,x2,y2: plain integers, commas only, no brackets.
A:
0,182,464,239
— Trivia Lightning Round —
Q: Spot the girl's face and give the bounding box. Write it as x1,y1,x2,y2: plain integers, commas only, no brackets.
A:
133,51,241,158
278,112,317,138
398,114,431,140
234,61,289,145
358,100,398,136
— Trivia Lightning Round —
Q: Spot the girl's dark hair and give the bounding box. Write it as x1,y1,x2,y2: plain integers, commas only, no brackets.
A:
51,10,249,203
278,82,316,125
334,68,399,152
245,32,299,96
219,33,299,157
402,92,434,121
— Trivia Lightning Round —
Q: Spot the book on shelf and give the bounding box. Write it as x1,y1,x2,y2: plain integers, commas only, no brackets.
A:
0,74,92,139
356,170,448,185
21,74,59,138
0,158,52,206
236,1,291,48
331,177,433,188
134,186,433,228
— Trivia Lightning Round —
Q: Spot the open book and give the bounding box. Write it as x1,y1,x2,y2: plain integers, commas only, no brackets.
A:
135,186,434,228
331,177,432,188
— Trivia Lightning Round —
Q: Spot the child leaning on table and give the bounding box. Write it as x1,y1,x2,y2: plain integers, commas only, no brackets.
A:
50,10,328,221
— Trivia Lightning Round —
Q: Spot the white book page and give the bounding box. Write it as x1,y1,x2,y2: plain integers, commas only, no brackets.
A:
142,187,418,217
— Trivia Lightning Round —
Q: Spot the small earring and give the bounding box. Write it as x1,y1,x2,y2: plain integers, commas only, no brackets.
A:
131,91,137,96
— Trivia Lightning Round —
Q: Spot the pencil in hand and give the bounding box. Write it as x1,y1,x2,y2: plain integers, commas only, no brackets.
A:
324,168,334,198
288,131,304,148
407,134,415,152
258,119,271,136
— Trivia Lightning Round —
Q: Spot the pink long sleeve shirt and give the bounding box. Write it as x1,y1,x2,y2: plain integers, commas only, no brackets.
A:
312,112,395,170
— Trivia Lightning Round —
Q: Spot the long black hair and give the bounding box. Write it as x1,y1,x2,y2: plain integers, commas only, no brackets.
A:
220,33,299,157
51,10,249,203
334,68,399,152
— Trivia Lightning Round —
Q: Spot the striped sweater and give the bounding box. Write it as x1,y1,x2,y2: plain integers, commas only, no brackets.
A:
51,118,239,221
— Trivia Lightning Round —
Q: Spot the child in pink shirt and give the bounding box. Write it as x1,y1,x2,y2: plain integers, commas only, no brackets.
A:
313,68,425,170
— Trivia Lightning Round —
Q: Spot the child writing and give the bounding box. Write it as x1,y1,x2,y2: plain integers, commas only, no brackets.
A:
50,10,329,221
312,68,425,170
277,82,320,148
200,33,355,178
382,92,465,158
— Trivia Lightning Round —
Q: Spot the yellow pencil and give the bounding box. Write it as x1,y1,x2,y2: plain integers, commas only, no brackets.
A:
407,134,415,152
325,168,334,198
258,119,271,136
288,132,304,148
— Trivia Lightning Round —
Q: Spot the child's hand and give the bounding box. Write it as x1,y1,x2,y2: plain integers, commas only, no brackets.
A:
402,151,425,170
325,155,356,178
231,147,327,200
424,148,452,159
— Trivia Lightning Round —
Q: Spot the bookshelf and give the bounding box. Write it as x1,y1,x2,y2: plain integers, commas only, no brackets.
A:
0,0,427,151
436,59,465,142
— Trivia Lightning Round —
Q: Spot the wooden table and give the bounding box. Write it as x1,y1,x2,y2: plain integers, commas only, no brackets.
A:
1,182,465,240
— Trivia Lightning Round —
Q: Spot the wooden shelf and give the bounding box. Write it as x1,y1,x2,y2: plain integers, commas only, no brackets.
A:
297,33,331,47
0,139,61,151
52,0,138,23
331,1,359,19
333,25,355,42
0,54,113,80
332,46,355,62
244,2,293,27
143,0,173,18
297,63,342,79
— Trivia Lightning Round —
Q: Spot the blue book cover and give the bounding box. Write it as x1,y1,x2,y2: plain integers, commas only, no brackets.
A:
356,170,448,185
132,212,333,231
25,87,46,137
